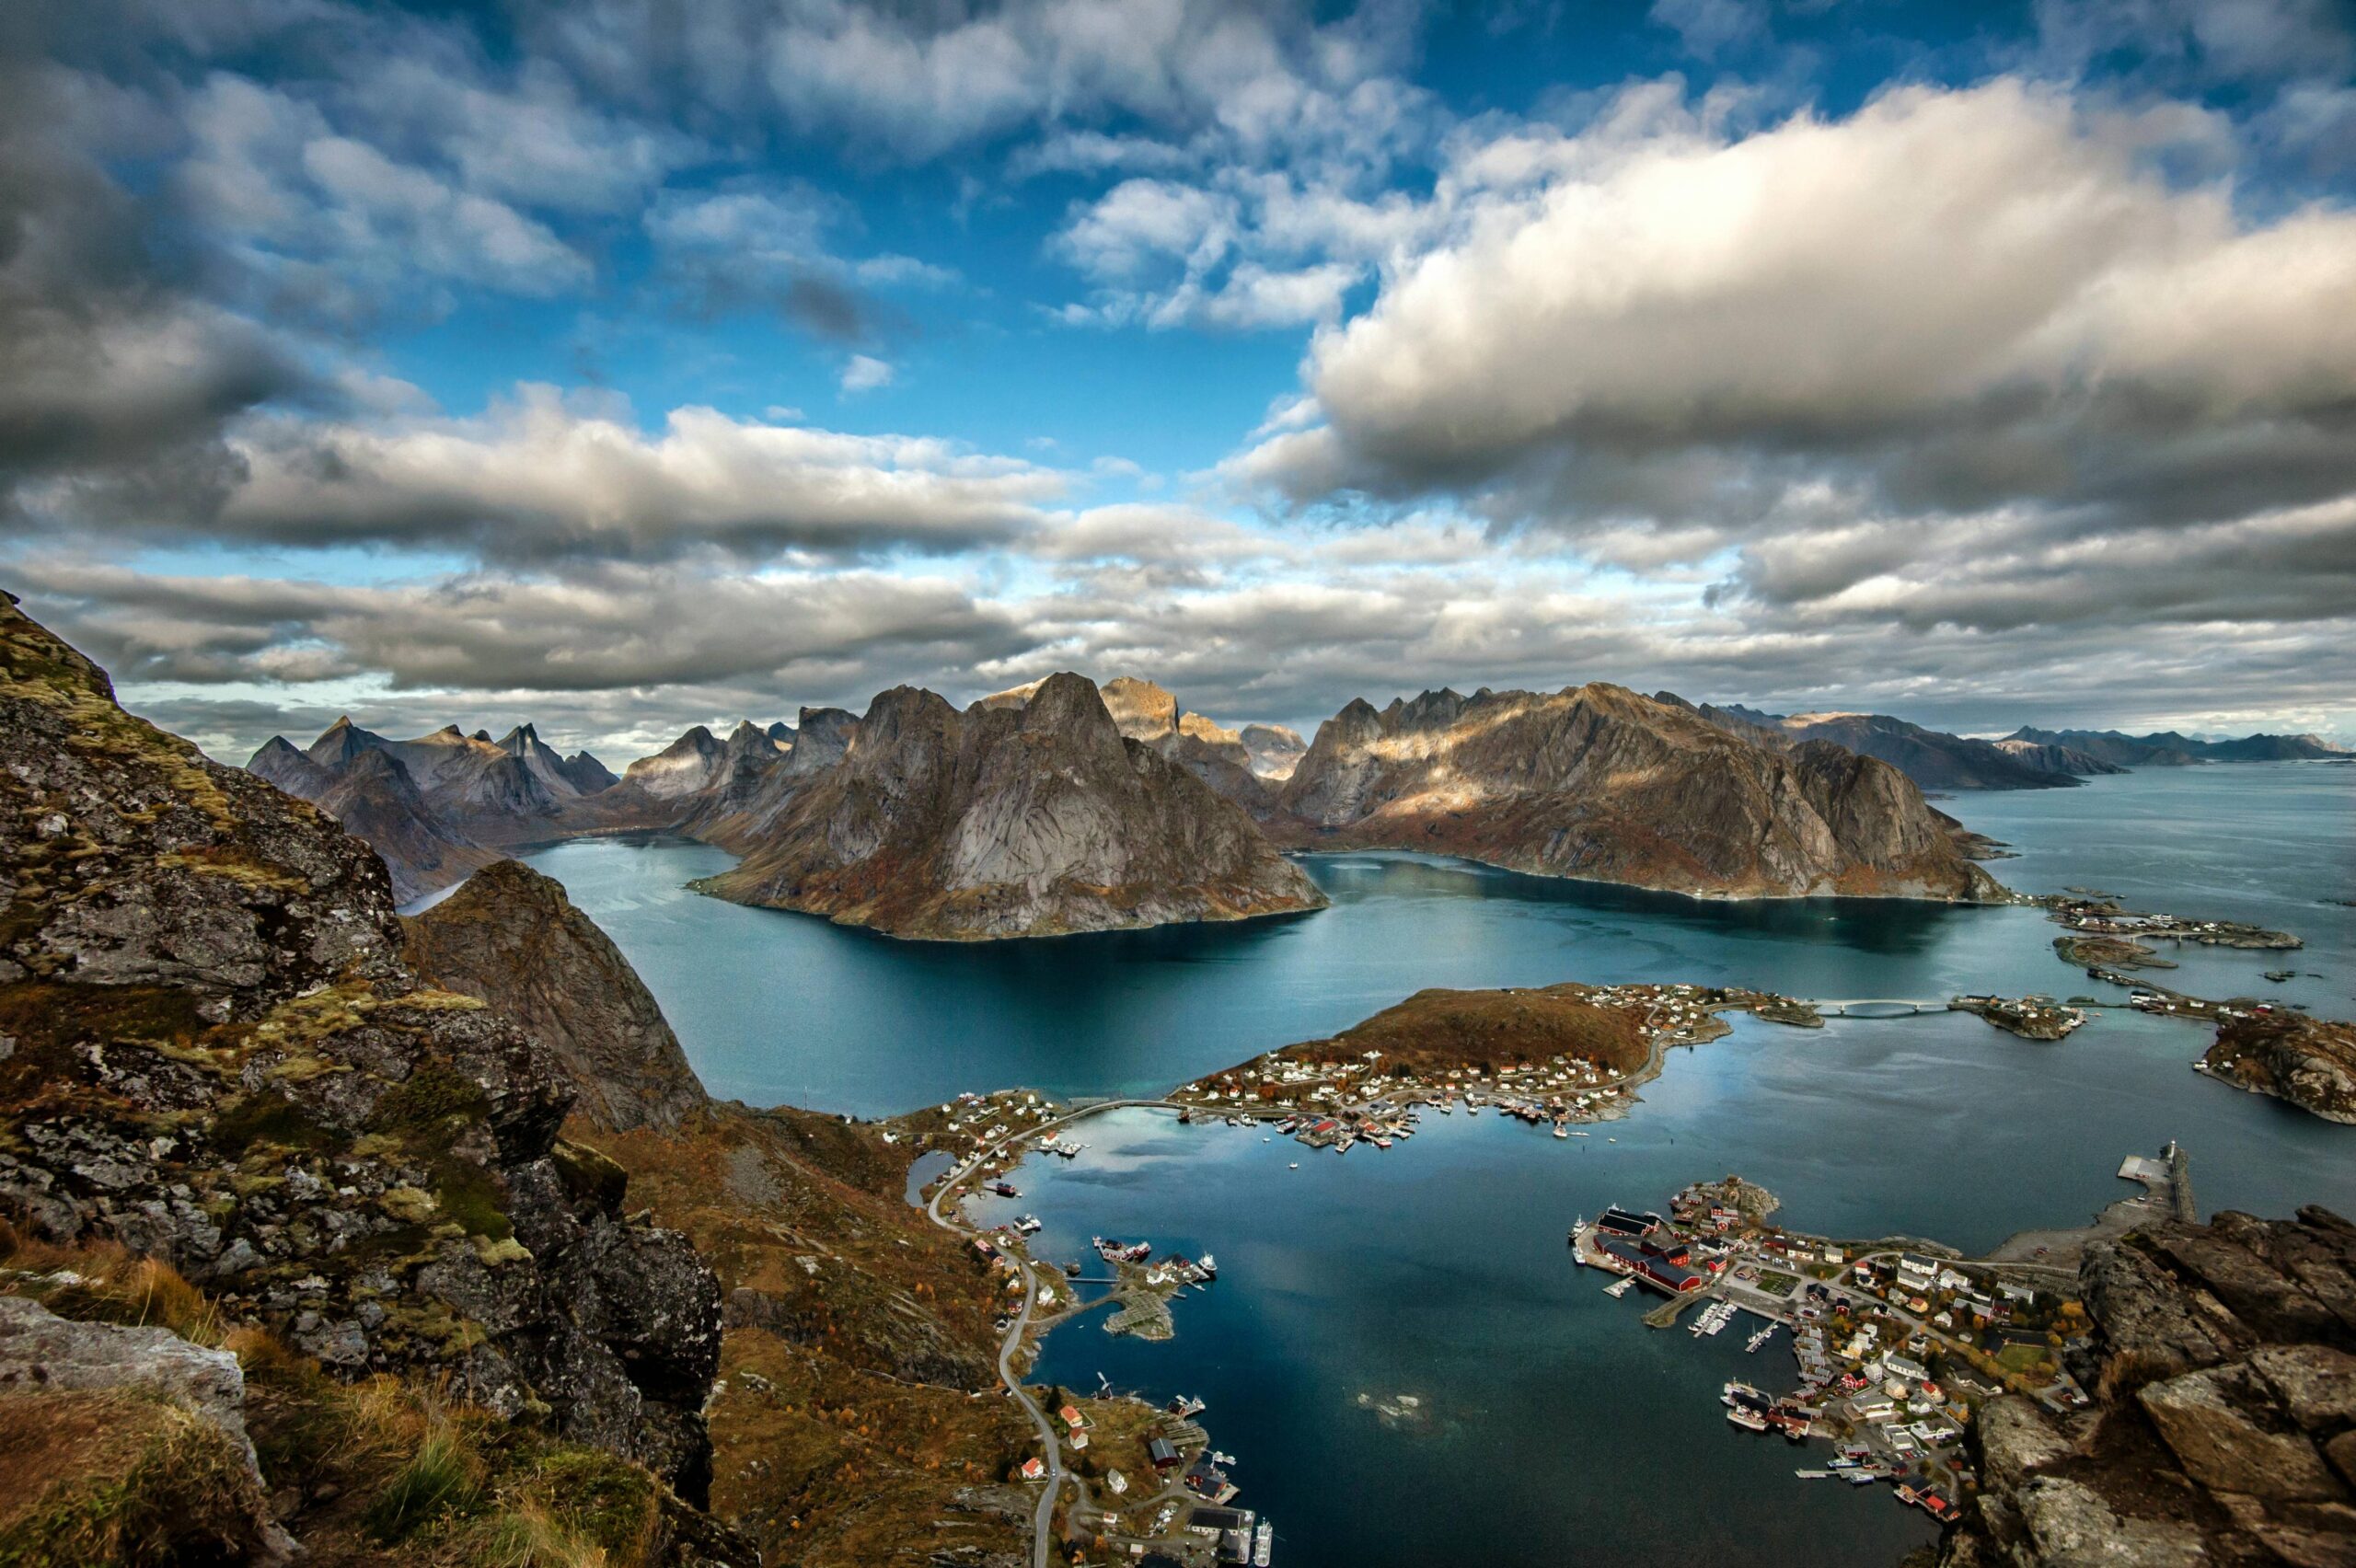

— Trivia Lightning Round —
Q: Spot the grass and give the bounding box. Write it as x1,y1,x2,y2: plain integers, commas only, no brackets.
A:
0,1220,225,1347
0,1387,267,1568
366,1422,486,1540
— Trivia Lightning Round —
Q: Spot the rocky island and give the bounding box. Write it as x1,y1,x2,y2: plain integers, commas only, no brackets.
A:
691,673,1326,940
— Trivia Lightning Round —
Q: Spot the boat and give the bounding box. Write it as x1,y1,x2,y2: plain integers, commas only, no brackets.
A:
1253,1520,1273,1566
1605,1276,1635,1298
1727,1408,1770,1432
1197,1253,1218,1279
1288,1162,1299,1170
1553,1125,1567,1139
1796,1470,1831,1480
1746,1326,1777,1352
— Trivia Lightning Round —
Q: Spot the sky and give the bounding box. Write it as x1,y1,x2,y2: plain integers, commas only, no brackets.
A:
6,0,2355,766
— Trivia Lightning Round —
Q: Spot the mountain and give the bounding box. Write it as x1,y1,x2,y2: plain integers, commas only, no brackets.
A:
1241,722,1308,779
248,733,503,903
0,591,740,1528
1689,703,2105,790
622,724,728,799
1269,684,2004,901
403,859,711,1132
1992,735,2123,777
695,673,1327,939
2008,726,2351,766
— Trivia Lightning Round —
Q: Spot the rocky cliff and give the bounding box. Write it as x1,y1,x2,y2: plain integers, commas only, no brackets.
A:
1946,1206,2356,1568
0,592,729,1507
1272,684,2004,901
695,673,1327,939
403,860,711,1133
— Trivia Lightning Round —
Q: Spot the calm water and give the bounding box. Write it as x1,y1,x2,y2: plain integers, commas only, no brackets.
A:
521,762,2355,1568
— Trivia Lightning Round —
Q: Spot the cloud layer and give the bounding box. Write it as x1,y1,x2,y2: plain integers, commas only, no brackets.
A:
6,2,2355,763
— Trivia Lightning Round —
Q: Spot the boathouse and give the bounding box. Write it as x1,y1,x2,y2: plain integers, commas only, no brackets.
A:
1600,1238,1702,1294
1596,1206,1664,1239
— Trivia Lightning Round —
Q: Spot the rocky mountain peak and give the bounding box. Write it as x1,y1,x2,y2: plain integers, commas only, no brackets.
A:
1101,674,1180,740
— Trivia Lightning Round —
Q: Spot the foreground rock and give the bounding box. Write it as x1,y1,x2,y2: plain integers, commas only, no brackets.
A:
696,673,1325,940
1944,1206,2356,1568
0,1294,294,1562
0,591,725,1504
1268,685,2004,902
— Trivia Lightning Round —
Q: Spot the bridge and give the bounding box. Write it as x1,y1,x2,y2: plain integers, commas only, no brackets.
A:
1801,997,1952,1018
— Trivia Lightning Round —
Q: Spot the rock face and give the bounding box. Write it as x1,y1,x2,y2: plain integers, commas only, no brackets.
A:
1692,704,2106,790
1241,722,1308,779
695,673,1327,939
0,593,725,1503
1269,685,2004,901
404,859,710,1134
1948,1206,2356,1568
2203,1013,2356,1124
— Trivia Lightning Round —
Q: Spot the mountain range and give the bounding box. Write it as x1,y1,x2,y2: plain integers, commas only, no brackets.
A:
2004,726,2350,767
245,675,2343,931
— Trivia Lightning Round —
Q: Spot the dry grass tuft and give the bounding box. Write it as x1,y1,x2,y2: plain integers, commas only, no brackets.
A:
0,1220,224,1346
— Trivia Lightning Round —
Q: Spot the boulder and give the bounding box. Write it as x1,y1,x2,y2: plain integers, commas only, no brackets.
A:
2137,1362,2345,1503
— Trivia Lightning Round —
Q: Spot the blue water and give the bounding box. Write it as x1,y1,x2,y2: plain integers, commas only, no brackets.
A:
520,762,2356,1568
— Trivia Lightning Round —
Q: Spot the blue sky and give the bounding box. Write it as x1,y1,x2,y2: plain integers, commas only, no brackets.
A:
6,0,2355,762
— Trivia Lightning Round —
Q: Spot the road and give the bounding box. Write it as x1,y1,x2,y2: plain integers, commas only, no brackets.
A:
919,1097,1185,1568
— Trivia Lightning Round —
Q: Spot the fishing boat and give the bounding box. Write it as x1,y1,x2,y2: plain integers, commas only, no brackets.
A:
1727,1407,1770,1432
1553,1125,1567,1139
1196,1253,1218,1278
1253,1520,1273,1566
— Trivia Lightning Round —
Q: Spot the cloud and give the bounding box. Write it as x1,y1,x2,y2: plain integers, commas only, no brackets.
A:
1239,79,2356,536
178,74,595,315
0,59,318,521
9,385,1065,561
17,557,1035,699
644,184,951,340
837,354,895,393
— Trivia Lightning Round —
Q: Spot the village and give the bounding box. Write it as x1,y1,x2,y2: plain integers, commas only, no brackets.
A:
1568,1170,2154,1524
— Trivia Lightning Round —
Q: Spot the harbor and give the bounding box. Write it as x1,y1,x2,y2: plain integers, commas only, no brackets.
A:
1567,1156,2198,1523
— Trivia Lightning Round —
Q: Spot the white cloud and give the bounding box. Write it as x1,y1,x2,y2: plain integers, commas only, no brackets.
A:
174,385,1056,559
1241,79,2356,531
838,354,895,393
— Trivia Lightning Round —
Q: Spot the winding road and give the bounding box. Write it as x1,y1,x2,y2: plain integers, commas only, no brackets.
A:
919,1097,1185,1568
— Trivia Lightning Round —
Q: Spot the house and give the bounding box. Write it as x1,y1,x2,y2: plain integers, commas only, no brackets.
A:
1148,1436,1181,1470
1641,1234,1693,1266
1018,1457,1045,1482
